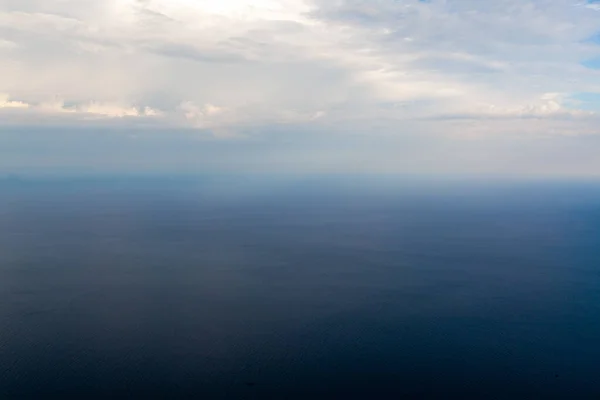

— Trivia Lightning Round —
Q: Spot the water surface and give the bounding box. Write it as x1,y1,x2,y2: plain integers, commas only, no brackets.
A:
1,176,600,398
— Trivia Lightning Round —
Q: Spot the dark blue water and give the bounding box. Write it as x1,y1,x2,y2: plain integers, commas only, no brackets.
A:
1,176,600,398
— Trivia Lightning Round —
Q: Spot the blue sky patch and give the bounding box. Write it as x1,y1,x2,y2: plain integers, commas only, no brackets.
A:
581,58,600,69
582,31,600,45
568,92,600,111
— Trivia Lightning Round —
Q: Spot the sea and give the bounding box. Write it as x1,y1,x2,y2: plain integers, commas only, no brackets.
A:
1,175,600,398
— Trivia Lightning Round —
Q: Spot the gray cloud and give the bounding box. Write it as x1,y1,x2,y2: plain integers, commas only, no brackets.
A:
2,0,600,175
144,42,247,63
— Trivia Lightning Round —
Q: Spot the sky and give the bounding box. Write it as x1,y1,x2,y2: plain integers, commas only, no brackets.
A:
2,0,600,177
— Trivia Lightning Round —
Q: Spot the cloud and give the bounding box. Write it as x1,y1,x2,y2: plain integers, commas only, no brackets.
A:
0,38,17,49
0,94,29,109
1,0,600,140
179,102,226,128
0,95,163,123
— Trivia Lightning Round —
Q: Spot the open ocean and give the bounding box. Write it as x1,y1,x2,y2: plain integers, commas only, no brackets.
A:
1,176,600,398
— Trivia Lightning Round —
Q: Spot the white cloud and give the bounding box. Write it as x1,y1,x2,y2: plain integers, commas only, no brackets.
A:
179,102,226,128
1,0,600,137
0,39,17,49
80,102,162,118
0,95,163,120
0,94,29,109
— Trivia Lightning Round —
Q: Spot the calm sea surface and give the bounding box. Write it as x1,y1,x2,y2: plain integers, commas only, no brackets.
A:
1,177,600,398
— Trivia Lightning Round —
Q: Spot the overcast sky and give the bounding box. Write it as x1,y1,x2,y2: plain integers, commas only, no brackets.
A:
2,0,600,176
